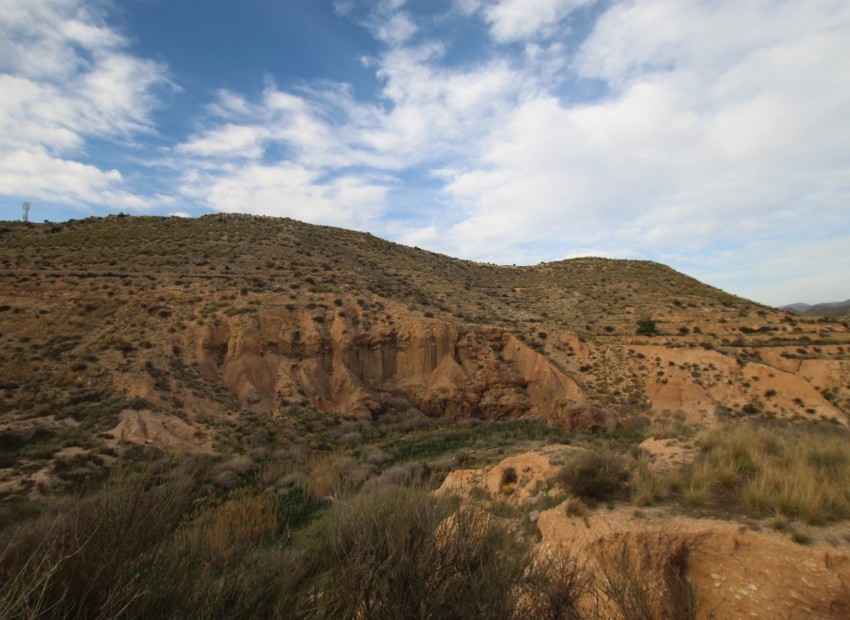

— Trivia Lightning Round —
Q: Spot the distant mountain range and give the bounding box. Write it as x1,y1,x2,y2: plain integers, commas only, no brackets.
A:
781,299,850,318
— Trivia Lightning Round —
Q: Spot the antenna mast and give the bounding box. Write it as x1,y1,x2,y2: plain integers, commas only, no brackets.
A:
22,202,30,223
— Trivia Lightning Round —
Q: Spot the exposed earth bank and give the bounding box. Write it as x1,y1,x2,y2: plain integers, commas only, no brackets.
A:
438,446,850,620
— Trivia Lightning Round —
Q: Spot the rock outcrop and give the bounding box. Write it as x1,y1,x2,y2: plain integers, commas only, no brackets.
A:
172,304,850,432
188,309,586,421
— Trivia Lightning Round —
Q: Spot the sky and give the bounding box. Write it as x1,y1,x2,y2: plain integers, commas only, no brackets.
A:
1,0,849,307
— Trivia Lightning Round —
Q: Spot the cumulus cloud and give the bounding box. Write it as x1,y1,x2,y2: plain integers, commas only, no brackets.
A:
0,0,169,209
172,30,529,228
174,85,393,224
485,0,596,42
177,124,268,160
0,147,170,210
0,148,122,200
423,0,850,300
7,0,845,303
179,162,388,228
457,0,596,42
373,11,418,46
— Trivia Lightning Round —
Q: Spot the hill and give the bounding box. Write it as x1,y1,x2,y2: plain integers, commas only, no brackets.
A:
1,213,849,495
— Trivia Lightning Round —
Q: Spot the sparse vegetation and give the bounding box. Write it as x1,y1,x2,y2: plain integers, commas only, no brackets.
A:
1,215,849,617
0,459,609,620
628,421,850,525
594,543,698,620
301,484,589,619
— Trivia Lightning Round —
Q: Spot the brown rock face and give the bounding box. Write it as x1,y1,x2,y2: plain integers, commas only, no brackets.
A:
549,405,617,433
187,309,586,421
185,306,849,431
631,345,847,425
106,409,212,453
541,512,850,620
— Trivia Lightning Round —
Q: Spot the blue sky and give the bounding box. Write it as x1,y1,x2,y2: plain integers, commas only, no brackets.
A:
1,0,849,307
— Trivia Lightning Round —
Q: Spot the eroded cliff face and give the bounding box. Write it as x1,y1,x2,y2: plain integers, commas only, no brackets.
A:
182,303,848,431
189,306,587,423
630,346,847,425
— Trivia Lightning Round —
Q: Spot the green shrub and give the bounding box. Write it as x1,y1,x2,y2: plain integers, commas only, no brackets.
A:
558,451,630,501
636,318,658,336
0,459,315,620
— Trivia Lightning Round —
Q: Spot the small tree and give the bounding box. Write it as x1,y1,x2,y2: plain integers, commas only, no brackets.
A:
636,318,658,336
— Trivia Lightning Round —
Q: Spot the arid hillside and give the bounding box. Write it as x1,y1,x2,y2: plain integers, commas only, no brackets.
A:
0,215,850,484
4,214,850,619
1,214,849,492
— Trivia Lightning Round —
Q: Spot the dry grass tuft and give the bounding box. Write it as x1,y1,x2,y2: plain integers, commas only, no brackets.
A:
691,423,850,523
630,450,670,506
594,541,699,620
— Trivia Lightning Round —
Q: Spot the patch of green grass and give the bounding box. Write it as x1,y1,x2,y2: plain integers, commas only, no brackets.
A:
791,529,813,545
276,486,327,533
585,428,645,444
384,419,570,464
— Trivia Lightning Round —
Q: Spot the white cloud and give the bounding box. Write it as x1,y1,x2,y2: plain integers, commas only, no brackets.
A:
389,223,440,248
172,33,530,226
694,236,850,307
0,147,168,210
458,0,595,42
207,90,252,117
180,162,388,228
421,0,850,303
0,148,121,199
373,12,418,46
455,0,484,15
177,124,267,159
0,0,169,208
353,0,418,47
72,0,842,305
